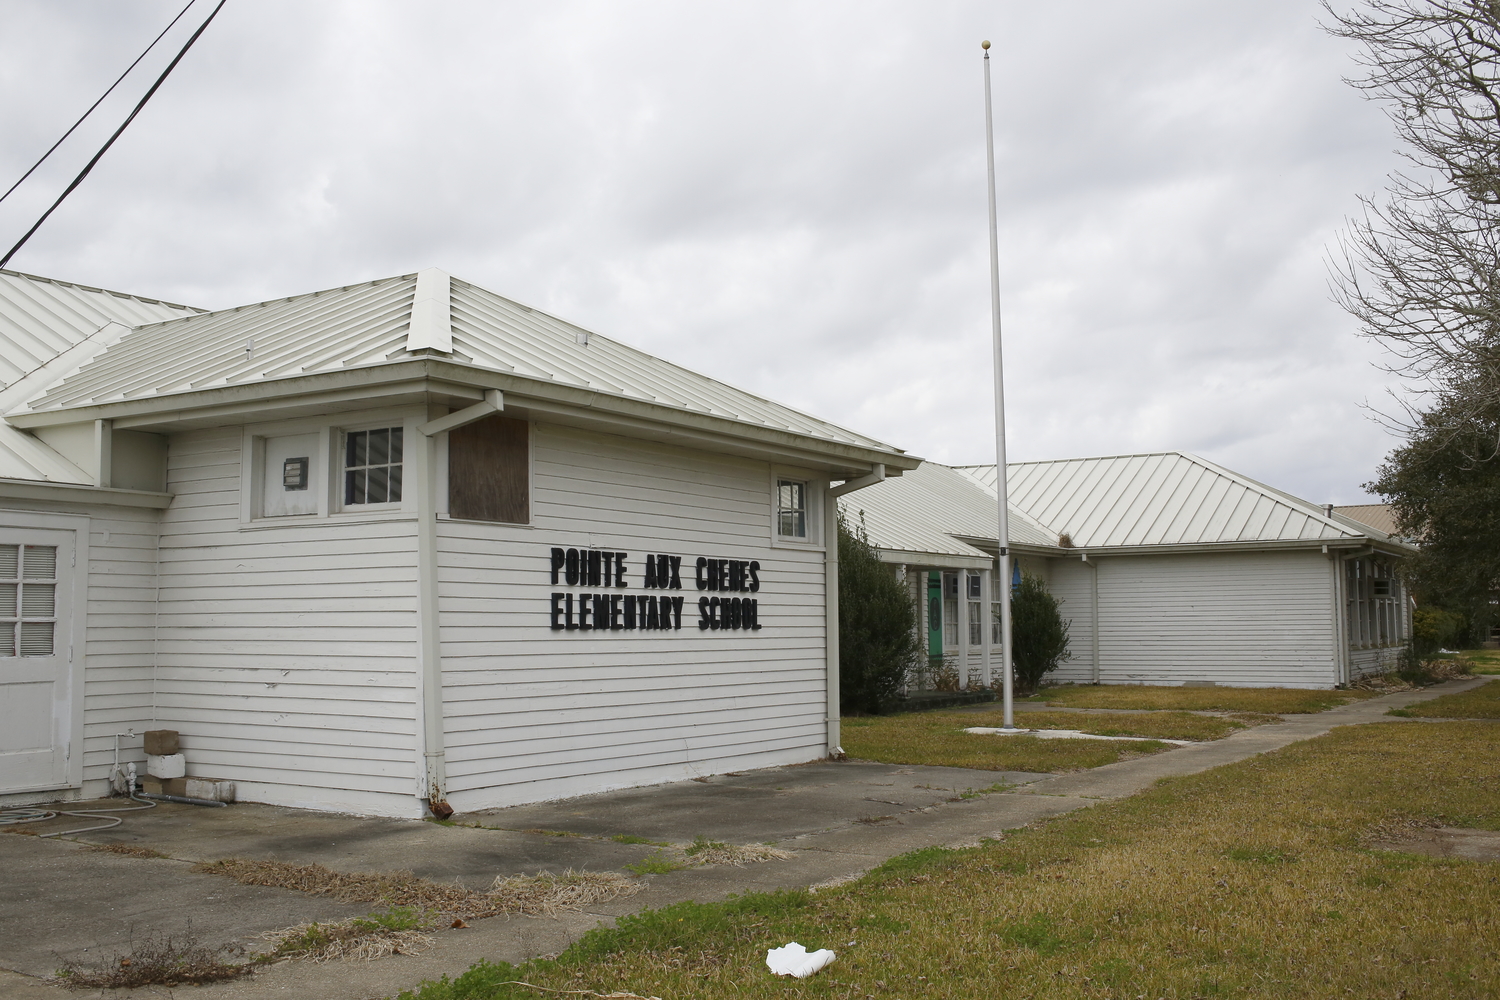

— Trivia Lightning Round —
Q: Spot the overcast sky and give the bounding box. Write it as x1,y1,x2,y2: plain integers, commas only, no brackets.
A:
0,1,1412,503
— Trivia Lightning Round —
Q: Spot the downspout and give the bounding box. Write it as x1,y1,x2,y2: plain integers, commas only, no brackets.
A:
1082,552,1100,684
825,465,886,757
413,388,503,817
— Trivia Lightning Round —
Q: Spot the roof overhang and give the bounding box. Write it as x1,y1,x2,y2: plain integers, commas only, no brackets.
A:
875,547,994,571
1061,537,1416,558
0,478,172,509
7,359,919,479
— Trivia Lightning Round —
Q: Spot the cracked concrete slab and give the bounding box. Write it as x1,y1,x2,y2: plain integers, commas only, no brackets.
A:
0,677,1486,1000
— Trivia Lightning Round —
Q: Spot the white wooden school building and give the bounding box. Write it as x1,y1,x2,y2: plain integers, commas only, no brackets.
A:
846,452,1415,690
0,267,917,817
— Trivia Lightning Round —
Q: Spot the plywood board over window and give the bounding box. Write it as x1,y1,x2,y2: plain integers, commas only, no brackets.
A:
449,415,529,523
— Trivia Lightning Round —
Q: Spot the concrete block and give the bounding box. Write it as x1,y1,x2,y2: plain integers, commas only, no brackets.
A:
184,778,236,803
142,730,179,755
141,776,186,797
146,753,186,779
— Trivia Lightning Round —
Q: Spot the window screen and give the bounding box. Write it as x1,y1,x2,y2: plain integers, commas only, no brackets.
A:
448,415,529,523
345,427,404,505
1,544,57,657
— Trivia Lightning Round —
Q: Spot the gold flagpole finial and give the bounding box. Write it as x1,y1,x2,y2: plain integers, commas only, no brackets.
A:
981,40,991,49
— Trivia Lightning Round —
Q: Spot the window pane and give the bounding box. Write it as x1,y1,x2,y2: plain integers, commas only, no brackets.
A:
0,626,12,657
347,430,367,467
21,583,53,618
19,621,52,656
366,466,389,504
23,546,55,580
345,469,365,505
0,583,14,617
389,427,403,463
388,464,403,502
0,544,16,579
368,428,389,465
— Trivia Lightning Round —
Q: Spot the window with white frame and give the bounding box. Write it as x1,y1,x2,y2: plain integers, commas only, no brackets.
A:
0,544,57,657
967,572,983,645
344,427,404,506
776,479,807,539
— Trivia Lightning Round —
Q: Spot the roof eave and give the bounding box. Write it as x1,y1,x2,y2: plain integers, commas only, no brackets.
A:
1063,537,1414,557
9,359,919,476
0,477,172,509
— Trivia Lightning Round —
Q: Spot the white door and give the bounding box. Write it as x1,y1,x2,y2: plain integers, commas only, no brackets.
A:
0,527,77,793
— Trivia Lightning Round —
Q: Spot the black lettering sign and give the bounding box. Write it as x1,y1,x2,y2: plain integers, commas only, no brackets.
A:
602,551,615,587
610,593,623,629
615,552,628,587
548,546,763,634
587,550,602,587
695,557,708,590
697,596,710,629
667,556,682,589
749,561,760,593
623,594,637,629
550,592,565,629
564,593,577,630
565,548,580,586
644,555,658,589
578,593,592,630
550,548,566,585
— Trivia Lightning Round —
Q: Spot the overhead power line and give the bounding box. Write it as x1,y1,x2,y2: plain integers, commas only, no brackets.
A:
0,0,230,271
0,0,200,209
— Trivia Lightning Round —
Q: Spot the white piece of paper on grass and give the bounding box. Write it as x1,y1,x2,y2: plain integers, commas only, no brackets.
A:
766,942,836,978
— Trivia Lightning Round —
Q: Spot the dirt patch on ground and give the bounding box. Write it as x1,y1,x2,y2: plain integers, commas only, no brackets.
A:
1370,826,1500,861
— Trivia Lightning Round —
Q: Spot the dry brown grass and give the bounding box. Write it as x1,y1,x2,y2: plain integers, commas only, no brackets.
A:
1031,683,1374,713
86,842,168,858
400,721,1500,1000
682,839,795,867
260,908,435,963
196,859,640,919
53,932,250,989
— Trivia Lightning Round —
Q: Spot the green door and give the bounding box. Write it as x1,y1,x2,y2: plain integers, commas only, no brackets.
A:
927,571,943,657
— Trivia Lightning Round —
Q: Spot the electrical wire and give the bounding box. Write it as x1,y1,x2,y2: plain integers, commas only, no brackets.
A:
0,0,200,209
0,0,230,270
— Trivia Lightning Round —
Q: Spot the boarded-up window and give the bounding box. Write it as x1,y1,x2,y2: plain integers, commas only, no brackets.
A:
449,414,529,523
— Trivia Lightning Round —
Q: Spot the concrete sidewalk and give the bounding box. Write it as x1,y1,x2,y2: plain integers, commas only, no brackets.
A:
0,677,1486,1000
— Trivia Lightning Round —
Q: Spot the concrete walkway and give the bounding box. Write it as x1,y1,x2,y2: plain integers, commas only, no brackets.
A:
0,677,1487,1000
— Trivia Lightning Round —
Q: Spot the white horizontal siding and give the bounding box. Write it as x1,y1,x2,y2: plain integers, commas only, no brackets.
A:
1046,559,1096,684
154,427,420,815
1068,551,1338,688
439,422,827,810
0,502,163,804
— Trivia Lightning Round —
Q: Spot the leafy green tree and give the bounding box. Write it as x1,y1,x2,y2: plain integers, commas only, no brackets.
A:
1369,400,1500,640
1010,572,1071,694
838,511,919,714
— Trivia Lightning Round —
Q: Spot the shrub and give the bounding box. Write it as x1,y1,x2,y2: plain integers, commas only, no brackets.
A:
1010,572,1070,694
839,510,920,713
1411,605,1465,656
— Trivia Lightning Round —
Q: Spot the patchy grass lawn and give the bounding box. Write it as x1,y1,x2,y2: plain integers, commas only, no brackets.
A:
1390,677,1500,719
397,721,1500,1000
840,709,1246,773
1030,683,1374,714
1462,648,1500,674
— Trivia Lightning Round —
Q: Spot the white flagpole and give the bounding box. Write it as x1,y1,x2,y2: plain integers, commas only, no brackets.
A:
982,40,1017,730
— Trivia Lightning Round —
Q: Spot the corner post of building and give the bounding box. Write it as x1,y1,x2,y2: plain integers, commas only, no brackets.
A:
414,403,448,815
825,464,886,757
824,490,841,755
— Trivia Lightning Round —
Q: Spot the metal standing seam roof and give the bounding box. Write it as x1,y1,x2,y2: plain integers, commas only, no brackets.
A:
1334,503,1398,537
17,272,907,456
955,452,1371,548
0,269,202,390
0,270,204,483
841,461,1059,562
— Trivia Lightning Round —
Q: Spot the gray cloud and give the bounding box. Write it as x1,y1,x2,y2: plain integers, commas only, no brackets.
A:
0,0,1412,502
